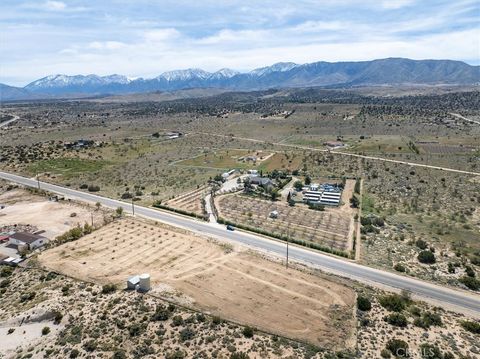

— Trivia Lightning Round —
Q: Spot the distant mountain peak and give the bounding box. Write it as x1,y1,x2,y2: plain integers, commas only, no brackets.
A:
5,58,478,101
25,73,132,89
158,68,211,81
210,68,240,79
250,62,299,76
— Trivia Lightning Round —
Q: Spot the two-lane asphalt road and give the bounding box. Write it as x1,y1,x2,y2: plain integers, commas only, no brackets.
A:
1,171,479,315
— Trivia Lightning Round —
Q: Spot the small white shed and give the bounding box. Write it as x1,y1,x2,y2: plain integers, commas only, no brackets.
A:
127,275,140,290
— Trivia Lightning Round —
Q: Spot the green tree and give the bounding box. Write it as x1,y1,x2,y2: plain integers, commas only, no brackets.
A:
270,189,279,201
293,181,303,191
354,178,361,194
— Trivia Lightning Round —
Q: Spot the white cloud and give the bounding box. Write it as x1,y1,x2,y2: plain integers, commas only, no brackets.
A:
43,1,66,11
88,41,126,50
143,28,181,42
7,27,475,84
1,0,478,85
292,20,347,32
381,0,416,10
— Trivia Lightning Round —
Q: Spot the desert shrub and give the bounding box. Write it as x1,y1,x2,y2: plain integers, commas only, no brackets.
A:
380,349,391,358
171,315,184,327
79,184,88,189
121,192,133,199
112,350,127,359
372,216,385,227
465,265,476,277
361,224,379,234
0,266,13,277
152,306,170,321
415,239,428,250
414,311,442,329
53,311,63,324
470,255,480,266
418,250,436,264
41,326,50,335
394,263,406,272
61,285,70,296
133,345,154,357
308,203,325,211
20,292,36,302
179,327,195,341
83,339,97,352
45,272,57,281
87,185,100,192
165,349,186,359
419,343,443,359
459,276,480,291
409,306,421,316
60,325,83,345
0,279,11,288
460,320,480,334
101,284,116,294
196,313,206,322
379,293,410,312
56,226,84,243
360,217,371,226
447,262,456,273
69,349,79,358
242,326,254,338
357,296,372,311
231,353,249,359
212,316,222,325
386,339,409,358
384,313,408,327
128,323,145,337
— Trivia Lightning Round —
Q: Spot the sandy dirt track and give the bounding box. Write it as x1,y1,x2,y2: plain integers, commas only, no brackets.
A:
38,219,355,348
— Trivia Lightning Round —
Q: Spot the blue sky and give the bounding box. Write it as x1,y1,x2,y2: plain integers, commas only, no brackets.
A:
1,0,479,86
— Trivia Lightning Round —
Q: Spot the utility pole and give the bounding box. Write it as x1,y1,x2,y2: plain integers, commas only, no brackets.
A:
285,229,292,269
91,212,94,227
36,173,40,190
286,237,289,269
131,198,135,216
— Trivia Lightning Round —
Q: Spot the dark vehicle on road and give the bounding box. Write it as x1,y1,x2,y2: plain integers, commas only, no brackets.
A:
226,224,235,231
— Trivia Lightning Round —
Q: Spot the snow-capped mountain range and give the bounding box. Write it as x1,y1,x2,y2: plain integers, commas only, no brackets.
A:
1,58,479,100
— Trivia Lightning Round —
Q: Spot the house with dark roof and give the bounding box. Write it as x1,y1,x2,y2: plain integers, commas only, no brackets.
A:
8,232,47,250
250,176,274,189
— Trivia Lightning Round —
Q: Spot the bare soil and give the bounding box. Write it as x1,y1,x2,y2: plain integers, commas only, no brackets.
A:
37,218,356,349
0,189,105,239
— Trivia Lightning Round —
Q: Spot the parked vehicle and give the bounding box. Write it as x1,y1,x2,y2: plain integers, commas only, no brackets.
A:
226,224,235,231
